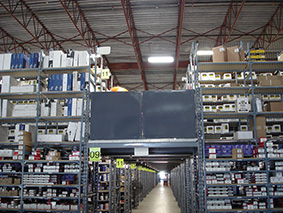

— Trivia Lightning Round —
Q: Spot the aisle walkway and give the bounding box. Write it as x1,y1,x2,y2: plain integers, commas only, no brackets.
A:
132,183,181,213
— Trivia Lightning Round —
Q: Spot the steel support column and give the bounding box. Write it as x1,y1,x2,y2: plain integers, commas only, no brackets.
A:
173,0,185,90
121,0,148,90
0,0,63,51
215,0,246,46
252,2,283,49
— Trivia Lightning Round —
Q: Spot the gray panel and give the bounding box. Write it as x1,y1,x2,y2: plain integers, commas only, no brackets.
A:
143,90,196,139
90,92,142,140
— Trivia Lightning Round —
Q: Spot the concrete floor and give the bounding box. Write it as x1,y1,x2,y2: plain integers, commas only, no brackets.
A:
132,183,181,213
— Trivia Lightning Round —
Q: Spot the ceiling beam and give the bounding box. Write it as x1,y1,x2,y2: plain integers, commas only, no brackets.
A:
173,0,185,90
121,0,148,90
108,61,189,71
59,0,120,85
0,0,64,51
0,27,30,54
215,0,246,46
252,2,283,49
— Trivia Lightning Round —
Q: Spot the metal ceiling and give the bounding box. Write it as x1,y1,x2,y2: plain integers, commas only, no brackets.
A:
0,0,282,91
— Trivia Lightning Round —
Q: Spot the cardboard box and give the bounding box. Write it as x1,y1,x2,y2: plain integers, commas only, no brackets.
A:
258,75,283,86
18,131,33,146
232,148,243,159
213,46,227,62
279,51,283,61
265,102,283,112
227,46,241,62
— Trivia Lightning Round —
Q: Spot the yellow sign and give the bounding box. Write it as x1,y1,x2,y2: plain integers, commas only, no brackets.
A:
130,163,136,169
101,69,110,80
89,147,101,162
116,159,124,168
138,166,142,170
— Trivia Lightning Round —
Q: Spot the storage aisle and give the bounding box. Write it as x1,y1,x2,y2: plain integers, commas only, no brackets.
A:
133,183,181,213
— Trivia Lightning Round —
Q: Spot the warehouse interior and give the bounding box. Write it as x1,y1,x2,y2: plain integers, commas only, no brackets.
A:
0,0,283,212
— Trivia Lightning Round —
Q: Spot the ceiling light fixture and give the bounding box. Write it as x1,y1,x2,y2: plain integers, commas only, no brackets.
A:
197,50,213,56
148,56,174,63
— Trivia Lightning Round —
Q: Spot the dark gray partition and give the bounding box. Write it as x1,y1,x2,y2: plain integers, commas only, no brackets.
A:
142,90,196,138
90,92,142,139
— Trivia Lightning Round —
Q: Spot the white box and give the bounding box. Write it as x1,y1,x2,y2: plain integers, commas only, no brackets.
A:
215,74,221,80
236,97,250,113
273,125,281,133
217,105,224,112
50,102,62,117
201,73,209,80
211,95,217,101
203,95,212,102
234,131,253,139
2,76,18,93
221,123,229,134
221,95,229,101
223,73,232,80
10,85,35,93
0,54,4,70
204,106,212,112
12,104,37,117
266,126,273,133
208,72,215,80
73,71,80,91
211,106,217,112
207,126,214,134
37,134,63,142
66,58,73,67
73,51,79,67
78,51,89,66
3,53,12,70
72,98,77,116
49,50,63,67
61,54,67,67
2,99,13,117
236,72,244,79
223,104,232,112
215,126,222,134
77,99,83,116
41,103,50,117
75,122,85,141
43,56,49,68
228,95,237,101
67,122,78,141
240,125,248,131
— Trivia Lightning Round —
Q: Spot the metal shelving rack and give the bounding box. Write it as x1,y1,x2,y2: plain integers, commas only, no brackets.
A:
192,42,283,212
0,49,93,212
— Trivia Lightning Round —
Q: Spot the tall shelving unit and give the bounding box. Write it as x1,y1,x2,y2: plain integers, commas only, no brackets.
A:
0,50,92,212
191,42,283,212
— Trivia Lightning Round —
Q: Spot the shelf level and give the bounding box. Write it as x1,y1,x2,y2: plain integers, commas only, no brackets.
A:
197,62,248,72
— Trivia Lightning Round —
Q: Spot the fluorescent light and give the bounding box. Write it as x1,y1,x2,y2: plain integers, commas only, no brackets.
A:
197,50,213,56
148,56,174,63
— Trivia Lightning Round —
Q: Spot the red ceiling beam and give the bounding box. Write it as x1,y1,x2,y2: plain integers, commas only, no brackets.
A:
59,0,120,85
0,0,64,51
0,27,30,54
59,0,99,52
138,28,177,45
215,0,246,47
108,61,189,71
182,27,220,45
252,2,283,49
173,0,185,90
121,0,148,90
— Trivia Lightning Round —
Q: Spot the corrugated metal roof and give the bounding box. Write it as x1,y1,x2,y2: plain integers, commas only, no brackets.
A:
0,0,282,91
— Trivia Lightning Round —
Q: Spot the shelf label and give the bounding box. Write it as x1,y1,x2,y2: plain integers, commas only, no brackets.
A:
101,69,110,80
130,163,136,169
89,147,101,162
116,159,124,168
